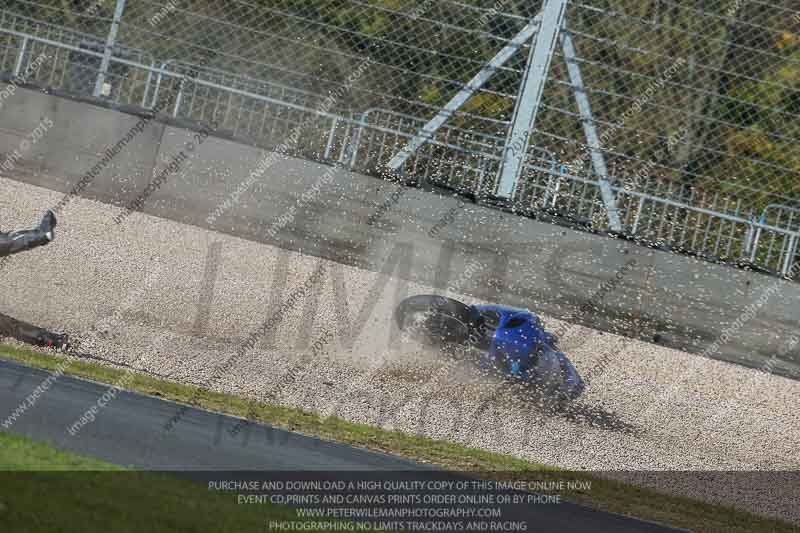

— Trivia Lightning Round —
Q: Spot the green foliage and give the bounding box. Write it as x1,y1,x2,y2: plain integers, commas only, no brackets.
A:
724,33,800,195
5,0,799,201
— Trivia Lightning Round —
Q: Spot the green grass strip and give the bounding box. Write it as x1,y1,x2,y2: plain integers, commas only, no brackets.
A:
0,431,348,532
0,343,796,533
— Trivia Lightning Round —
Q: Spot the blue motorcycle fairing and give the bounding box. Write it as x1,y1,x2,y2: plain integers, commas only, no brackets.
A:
472,303,584,399
472,304,544,376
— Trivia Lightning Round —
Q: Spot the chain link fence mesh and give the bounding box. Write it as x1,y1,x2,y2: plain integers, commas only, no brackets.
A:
535,0,800,271
539,1,800,205
1,0,799,272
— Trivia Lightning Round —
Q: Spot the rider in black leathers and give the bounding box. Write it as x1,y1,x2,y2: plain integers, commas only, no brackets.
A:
0,209,69,350
0,209,56,257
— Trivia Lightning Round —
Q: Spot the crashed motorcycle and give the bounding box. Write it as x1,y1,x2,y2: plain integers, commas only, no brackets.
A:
394,295,584,401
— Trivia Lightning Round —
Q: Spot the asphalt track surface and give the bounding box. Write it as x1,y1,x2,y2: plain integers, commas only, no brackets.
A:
0,358,682,532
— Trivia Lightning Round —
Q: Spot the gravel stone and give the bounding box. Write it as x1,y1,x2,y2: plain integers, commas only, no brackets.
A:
1,177,798,523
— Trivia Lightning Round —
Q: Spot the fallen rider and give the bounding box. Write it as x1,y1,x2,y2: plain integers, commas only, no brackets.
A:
0,209,70,350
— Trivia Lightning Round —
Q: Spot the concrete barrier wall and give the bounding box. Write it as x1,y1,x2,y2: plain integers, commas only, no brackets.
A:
1,86,798,378
0,86,165,196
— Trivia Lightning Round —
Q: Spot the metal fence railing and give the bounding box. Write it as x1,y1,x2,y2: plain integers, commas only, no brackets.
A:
2,2,800,278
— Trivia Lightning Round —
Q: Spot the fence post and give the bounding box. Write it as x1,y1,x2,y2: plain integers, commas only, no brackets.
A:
495,0,567,200
348,110,371,170
386,12,544,172
560,30,622,231
13,36,28,77
324,117,339,160
93,0,127,98
141,59,155,107
172,78,185,117
783,235,798,277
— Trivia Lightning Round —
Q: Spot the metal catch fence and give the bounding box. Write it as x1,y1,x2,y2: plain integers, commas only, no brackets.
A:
1,1,799,276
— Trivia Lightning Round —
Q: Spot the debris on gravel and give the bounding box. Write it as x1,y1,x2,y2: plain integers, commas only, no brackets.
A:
2,177,798,523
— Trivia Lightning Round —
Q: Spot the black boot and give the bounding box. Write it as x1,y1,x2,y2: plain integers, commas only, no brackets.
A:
44,333,71,351
39,209,57,242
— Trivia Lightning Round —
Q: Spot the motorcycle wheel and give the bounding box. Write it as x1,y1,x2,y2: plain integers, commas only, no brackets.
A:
394,295,481,346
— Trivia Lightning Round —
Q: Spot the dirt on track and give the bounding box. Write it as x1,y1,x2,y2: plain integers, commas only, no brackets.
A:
2,177,799,523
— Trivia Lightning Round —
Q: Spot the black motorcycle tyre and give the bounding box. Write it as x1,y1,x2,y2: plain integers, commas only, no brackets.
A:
394,295,483,347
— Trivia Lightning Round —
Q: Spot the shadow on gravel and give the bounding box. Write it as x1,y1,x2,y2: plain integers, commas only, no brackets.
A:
395,345,642,438
484,377,641,437
549,401,641,436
